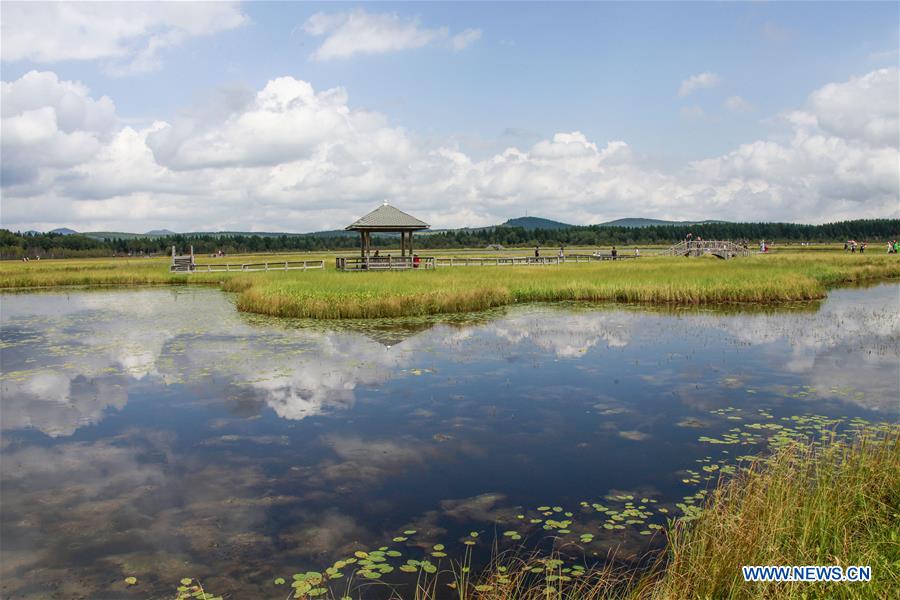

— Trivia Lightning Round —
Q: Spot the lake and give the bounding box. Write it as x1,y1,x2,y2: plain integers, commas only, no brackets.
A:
1,284,898,599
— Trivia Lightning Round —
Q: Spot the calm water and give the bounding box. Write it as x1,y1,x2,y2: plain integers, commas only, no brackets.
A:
1,285,898,599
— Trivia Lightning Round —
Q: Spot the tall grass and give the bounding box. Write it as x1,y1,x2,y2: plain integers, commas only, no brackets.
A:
232,254,900,319
647,428,900,600
2,252,898,318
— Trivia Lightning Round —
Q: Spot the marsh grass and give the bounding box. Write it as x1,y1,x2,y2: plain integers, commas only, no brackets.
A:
2,251,898,319
647,428,900,600
232,254,900,319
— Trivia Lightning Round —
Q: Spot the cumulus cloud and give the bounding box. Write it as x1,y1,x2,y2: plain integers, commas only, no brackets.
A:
0,1,247,75
302,9,481,60
1,70,117,186
803,68,898,146
690,67,899,220
678,72,720,97
1,68,897,232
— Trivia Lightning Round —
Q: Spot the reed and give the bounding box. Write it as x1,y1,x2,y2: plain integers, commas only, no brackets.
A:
2,252,898,319
232,254,900,319
645,427,900,600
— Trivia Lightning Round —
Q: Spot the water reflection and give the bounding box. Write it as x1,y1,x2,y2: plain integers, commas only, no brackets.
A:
1,285,898,598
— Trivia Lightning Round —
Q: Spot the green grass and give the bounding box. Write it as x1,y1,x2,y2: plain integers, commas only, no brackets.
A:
646,427,900,600
230,253,900,319
2,249,898,319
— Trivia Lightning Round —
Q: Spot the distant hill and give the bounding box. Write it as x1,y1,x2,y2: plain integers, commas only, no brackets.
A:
500,216,574,230
43,217,729,240
598,218,728,228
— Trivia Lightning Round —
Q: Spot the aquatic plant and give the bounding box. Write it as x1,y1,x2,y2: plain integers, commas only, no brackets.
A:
205,418,897,600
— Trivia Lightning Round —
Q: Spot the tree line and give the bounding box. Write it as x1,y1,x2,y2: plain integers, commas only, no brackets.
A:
2,219,898,259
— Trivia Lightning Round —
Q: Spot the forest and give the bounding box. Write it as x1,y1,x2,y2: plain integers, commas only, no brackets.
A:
2,219,898,259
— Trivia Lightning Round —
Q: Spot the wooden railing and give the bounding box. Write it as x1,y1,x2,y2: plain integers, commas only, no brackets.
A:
564,253,639,262
660,240,750,259
187,260,325,273
336,256,436,271
434,256,563,267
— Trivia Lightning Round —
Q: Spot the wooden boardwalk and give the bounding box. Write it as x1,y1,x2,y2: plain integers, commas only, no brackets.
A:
337,256,435,271
661,240,750,259
172,241,749,275
188,260,325,273
335,254,639,270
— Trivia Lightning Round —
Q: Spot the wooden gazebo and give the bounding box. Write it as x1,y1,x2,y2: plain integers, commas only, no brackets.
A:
337,203,434,271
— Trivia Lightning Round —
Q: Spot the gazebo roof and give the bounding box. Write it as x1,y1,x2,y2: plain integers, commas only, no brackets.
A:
346,204,429,231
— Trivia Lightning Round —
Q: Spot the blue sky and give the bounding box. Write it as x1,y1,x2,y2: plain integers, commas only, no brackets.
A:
1,1,898,232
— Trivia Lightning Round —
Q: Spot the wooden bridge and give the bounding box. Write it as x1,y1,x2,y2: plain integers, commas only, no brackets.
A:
170,246,325,273
661,240,750,259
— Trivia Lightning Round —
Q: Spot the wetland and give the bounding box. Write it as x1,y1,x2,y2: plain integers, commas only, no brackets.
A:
0,283,898,598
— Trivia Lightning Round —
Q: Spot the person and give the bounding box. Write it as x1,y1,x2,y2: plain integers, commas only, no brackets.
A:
373,249,380,257
611,246,618,258
534,246,540,258
844,241,849,251
558,246,564,260
850,241,856,253
634,248,640,257
760,240,766,253
413,253,420,268
860,242,866,254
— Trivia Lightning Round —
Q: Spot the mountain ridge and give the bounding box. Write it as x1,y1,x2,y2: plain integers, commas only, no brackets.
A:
21,216,762,238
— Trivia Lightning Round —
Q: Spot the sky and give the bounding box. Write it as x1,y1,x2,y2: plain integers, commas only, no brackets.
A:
1,1,898,233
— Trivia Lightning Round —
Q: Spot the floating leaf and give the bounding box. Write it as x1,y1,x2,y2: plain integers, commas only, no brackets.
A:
124,577,137,585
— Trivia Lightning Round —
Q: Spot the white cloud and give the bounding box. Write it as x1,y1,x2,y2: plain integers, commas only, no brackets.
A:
1,70,117,185
452,28,483,51
1,68,897,232
302,9,480,60
804,68,898,147
678,72,720,97
0,1,247,75
724,95,754,112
